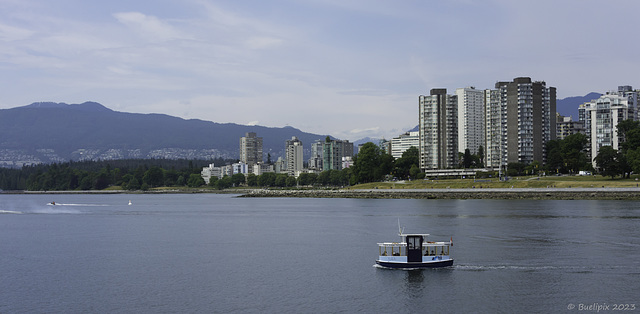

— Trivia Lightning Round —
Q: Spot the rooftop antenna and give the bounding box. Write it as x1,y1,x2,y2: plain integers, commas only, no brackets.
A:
397,218,404,239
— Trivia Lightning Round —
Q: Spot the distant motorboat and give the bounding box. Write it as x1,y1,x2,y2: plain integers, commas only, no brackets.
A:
128,200,132,205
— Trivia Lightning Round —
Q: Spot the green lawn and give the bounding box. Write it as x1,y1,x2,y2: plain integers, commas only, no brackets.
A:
349,175,640,190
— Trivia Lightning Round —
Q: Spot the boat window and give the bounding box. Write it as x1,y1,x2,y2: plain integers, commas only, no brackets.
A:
407,236,420,250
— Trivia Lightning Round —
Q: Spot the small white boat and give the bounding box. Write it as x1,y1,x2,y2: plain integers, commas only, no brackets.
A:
376,222,453,269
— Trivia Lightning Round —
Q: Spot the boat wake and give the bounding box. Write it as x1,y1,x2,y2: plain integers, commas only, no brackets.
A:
0,209,23,214
47,203,108,207
454,265,559,271
32,207,83,214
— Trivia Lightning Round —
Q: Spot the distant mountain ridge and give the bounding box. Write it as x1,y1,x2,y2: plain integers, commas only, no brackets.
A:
0,102,331,167
556,92,602,119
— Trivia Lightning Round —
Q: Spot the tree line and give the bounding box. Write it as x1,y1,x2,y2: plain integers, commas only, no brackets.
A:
0,142,422,191
5,122,635,192
0,159,221,191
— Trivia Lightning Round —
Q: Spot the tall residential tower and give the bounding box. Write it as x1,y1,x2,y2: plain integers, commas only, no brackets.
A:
419,89,458,170
239,132,263,171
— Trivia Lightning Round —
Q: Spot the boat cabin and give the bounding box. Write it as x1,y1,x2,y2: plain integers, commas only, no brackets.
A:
377,233,451,264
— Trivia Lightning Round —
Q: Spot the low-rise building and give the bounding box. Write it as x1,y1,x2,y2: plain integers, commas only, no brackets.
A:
556,114,584,140
200,163,222,184
253,162,274,175
391,131,419,159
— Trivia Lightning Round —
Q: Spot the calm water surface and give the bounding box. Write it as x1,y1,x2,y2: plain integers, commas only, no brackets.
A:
1,194,639,313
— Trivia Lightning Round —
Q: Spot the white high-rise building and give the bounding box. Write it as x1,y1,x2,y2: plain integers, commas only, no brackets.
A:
579,86,639,167
484,89,504,168
285,136,304,176
456,87,485,155
418,89,458,170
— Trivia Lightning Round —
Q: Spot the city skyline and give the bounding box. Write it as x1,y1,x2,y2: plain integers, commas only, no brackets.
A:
1,0,638,141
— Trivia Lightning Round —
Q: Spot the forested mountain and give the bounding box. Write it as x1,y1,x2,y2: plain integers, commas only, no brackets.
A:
556,92,602,119
0,102,330,167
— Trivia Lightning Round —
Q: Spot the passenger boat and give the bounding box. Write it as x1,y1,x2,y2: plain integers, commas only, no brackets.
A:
376,223,453,269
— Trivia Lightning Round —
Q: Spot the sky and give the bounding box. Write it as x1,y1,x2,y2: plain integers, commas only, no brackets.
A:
1,0,639,141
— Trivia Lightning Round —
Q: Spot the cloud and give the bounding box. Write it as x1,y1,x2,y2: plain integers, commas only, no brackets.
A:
0,23,34,41
1,0,639,142
113,12,185,41
245,36,283,49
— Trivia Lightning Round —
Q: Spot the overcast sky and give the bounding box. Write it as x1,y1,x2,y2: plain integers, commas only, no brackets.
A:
1,0,638,140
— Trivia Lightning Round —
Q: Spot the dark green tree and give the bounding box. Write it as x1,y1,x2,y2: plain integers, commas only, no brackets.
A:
545,139,564,173
317,170,331,186
187,173,205,187
352,142,394,183
257,172,276,187
143,166,164,188
393,146,419,179
207,176,219,187
561,133,589,174
274,174,288,187
231,173,246,187
463,149,473,168
246,173,258,186
594,146,619,179
285,176,297,187
215,176,233,189
297,173,317,186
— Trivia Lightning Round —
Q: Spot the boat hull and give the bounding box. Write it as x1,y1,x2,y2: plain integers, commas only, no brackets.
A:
376,259,454,269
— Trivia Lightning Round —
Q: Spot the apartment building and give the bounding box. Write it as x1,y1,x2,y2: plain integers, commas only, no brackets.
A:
556,114,584,140
390,131,419,159
418,88,458,170
456,87,485,155
579,86,639,166
484,88,504,168
239,132,263,171
484,77,556,167
285,136,304,176
322,139,354,171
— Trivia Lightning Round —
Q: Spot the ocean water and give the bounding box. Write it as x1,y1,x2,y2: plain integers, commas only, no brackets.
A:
1,194,639,313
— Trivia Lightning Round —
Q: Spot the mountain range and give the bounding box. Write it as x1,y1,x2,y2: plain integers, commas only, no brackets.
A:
555,92,602,118
0,102,332,167
0,93,601,168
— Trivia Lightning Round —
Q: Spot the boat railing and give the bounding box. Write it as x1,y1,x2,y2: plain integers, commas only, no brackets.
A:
378,242,406,256
377,241,451,257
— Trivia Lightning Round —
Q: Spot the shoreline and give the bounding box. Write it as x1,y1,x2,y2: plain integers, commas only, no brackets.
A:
3,187,640,200
240,187,640,200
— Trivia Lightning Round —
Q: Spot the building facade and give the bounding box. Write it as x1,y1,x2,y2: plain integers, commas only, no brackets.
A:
484,88,504,168
308,140,323,171
322,139,354,171
456,87,485,155
418,88,458,170
200,163,222,184
579,86,639,166
390,131,419,159
239,132,263,171
556,114,584,140
285,136,304,176
486,77,556,167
